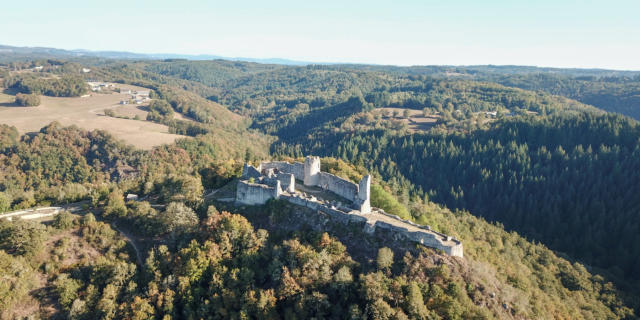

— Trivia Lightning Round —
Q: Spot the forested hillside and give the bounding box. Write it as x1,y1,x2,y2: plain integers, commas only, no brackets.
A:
276,113,640,293
147,60,638,305
2,56,640,318
0,122,262,213
0,125,634,319
145,59,284,87
483,73,640,120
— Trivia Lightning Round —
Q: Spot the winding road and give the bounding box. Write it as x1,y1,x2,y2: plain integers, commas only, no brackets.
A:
2,202,146,266
112,222,144,266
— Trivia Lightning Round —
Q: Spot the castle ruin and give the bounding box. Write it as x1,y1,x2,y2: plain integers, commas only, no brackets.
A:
235,156,463,257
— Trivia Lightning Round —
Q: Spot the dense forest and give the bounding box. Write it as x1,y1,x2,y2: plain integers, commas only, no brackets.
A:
140,60,640,121
0,125,634,319
483,73,640,120
1,56,640,318
276,113,640,289
4,73,87,97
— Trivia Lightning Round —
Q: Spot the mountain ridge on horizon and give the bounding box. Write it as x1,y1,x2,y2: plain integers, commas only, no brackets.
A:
0,44,312,66
2,44,640,75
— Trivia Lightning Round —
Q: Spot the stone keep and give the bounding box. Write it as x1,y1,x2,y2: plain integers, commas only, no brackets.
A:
304,156,321,186
357,175,371,213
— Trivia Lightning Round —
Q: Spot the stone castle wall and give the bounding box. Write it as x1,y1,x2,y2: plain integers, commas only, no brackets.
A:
236,157,462,257
260,157,361,204
242,163,262,180
317,172,358,201
263,173,295,193
277,173,296,193
280,193,369,225
260,161,304,181
371,220,463,256
280,193,462,257
236,181,280,205
235,181,463,257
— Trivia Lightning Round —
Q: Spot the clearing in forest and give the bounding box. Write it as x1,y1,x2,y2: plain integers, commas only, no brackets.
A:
0,84,186,149
375,107,440,131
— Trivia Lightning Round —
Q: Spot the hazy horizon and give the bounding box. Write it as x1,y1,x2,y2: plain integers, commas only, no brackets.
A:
1,0,639,70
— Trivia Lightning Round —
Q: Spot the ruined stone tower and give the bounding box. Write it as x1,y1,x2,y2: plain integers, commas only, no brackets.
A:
356,175,371,213
304,156,321,186
235,158,462,257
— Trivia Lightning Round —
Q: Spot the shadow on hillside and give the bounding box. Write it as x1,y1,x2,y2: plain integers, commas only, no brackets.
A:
0,101,20,107
210,197,447,271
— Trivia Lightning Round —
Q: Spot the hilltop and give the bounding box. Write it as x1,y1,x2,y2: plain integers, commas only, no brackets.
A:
0,51,639,318
0,124,633,318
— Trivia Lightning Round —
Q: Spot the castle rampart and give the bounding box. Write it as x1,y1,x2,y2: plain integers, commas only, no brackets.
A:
317,172,358,201
234,156,463,257
256,156,371,212
260,161,305,181
236,180,282,205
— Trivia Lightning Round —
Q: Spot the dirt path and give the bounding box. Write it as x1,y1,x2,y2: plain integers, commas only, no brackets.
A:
112,222,144,266
3,201,146,266
203,187,221,199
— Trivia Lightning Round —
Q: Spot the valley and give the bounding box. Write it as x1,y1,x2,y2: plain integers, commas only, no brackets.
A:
0,53,638,319
2,0,639,318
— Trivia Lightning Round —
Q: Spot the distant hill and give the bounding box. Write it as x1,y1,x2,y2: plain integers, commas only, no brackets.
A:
1,48,639,318
0,44,312,65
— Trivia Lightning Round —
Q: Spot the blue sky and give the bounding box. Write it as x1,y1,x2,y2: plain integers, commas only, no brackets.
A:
1,0,639,69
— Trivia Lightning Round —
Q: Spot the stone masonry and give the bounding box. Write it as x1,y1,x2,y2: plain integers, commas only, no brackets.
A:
235,156,463,257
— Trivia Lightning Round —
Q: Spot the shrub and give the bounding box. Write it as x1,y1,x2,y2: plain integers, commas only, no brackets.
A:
377,247,394,271
0,220,48,256
370,184,410,219
82,213,96,226
53,211,75,230
104,189,126,218
15,93,40,106
0,192,12,213
161,202,198,233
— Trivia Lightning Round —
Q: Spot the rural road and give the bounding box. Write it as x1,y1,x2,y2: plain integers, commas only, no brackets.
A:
2,201,146,266
112,221,144,266
3,186,227,266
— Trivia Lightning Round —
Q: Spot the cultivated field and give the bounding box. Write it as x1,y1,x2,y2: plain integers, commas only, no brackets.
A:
0,84,186,149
